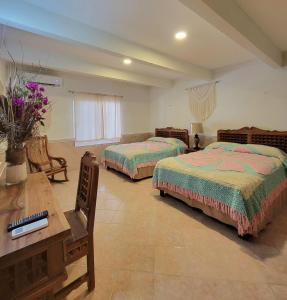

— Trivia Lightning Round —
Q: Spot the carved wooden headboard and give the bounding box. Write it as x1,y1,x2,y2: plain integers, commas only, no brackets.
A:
218,127,287,153
155,127,189,147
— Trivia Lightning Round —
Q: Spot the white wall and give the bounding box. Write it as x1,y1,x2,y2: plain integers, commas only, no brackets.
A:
150,61,287,139
3,60,287,143
41,73,151,140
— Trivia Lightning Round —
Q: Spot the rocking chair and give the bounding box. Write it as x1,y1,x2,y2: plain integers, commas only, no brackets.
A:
26,135,68,182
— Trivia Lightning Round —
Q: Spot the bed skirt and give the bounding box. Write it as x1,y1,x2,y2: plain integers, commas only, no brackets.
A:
105,161,155,179
160,187,287,236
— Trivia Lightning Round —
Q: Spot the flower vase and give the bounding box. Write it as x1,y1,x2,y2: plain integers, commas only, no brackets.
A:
5,146,27,185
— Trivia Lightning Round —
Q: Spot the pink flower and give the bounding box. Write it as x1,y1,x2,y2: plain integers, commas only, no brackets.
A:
36,92,43,98
13,97,25,106
26,82,39,91
39,87,45,92
43,97,48,105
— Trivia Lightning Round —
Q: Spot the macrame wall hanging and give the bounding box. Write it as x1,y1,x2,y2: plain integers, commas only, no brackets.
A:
187,82,217,122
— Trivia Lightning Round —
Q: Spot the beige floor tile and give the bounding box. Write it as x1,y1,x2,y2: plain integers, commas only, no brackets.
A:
94,239,130,270
49,154,287,299
94,239,154,273
122,244,155,273
154,242,267,282
152,222,185,247
111,270,154,300
270,284,287,300
154,246,190,276
111,209,155,226
66,268,114,300
95,209,116,223
154,275,276,300
185,243,266,282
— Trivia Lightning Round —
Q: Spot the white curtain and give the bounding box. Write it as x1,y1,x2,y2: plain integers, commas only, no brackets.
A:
74,93,121,145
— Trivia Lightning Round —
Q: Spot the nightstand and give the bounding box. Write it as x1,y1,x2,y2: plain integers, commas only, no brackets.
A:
185,147,204,154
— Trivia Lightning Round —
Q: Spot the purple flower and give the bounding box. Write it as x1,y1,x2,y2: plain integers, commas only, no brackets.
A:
34,104,39,109
26,82,39,92
39,87,45,92
13,97,25,106
43,97,48,105
42,108,47,113
36,92,43,98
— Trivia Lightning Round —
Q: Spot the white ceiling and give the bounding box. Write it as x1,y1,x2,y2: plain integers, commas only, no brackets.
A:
236,0,287,50
1,26,183,81
24,0,253,70
2,0,285,87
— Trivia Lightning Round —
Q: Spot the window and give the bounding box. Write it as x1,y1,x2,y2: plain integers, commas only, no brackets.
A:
74,93,121,146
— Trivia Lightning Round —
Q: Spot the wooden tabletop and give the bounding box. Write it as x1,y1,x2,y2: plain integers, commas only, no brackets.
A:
0,172,71,262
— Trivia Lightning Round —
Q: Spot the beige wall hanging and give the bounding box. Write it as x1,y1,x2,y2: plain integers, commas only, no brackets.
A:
187,82,217,121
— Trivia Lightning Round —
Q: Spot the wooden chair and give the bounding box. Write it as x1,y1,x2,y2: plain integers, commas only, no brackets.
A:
55,151,99,299
26,135,68,182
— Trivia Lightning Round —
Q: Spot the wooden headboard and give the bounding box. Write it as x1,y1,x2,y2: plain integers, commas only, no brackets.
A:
155,127,189,147
218,127,287,153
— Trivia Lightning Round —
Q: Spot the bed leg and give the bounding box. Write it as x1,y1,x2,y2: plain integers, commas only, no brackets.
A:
238,234,252,240
160,190,165,197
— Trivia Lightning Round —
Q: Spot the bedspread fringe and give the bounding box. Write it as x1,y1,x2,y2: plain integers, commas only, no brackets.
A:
102,158,157,178
153,179,287,236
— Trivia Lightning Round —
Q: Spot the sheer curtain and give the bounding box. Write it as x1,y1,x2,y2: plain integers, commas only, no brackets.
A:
74,93,121,146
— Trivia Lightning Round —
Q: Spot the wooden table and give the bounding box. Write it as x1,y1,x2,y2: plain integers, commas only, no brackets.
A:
0,172,71,299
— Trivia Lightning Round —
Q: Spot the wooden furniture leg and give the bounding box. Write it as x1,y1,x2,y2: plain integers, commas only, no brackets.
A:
87,237,95,291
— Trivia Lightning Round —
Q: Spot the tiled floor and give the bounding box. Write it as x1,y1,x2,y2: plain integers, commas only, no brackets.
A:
52,166,287,300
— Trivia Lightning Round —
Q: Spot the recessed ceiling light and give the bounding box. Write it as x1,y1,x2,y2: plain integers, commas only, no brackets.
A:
123,58,132,65
175,31,187,40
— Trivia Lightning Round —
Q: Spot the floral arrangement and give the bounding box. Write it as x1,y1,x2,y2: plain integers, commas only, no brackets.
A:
0,72,49,164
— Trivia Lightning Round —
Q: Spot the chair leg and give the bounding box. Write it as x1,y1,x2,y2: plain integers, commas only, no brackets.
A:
48,171,69,183
64,168,69,181
87,240,95,291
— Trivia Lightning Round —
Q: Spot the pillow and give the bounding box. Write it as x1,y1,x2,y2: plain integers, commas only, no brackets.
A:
148,137,187,149
206,142,287,167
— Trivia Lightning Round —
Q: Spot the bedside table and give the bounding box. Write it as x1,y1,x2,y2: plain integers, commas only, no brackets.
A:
185,147,204,154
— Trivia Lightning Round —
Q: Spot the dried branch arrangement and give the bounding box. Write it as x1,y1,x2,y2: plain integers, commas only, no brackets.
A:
0,63,49,164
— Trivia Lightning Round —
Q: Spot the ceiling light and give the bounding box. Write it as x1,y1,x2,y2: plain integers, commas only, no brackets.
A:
123,58,132,65
175,31,187,40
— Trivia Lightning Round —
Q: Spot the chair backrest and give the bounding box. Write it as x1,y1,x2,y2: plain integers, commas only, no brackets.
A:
75,152,99,234
26,135,52,171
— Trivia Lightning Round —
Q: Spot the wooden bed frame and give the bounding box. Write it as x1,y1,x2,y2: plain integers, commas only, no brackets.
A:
155,127,189,147
159,127,287,235
218,127,287,153
105,127,189,180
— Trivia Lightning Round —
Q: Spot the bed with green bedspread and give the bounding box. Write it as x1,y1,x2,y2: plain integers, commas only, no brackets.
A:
153,142,287,235
102,137,187,179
